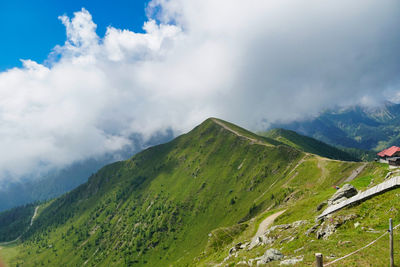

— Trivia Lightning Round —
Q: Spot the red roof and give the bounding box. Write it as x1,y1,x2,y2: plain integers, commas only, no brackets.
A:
377,146,400,157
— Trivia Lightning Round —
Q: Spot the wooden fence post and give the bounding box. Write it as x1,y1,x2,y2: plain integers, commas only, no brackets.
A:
316,253,323,267
390,218,394,267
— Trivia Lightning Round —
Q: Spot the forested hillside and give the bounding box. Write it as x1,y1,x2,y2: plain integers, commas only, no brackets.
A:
0,204,36,242
0,131,173,212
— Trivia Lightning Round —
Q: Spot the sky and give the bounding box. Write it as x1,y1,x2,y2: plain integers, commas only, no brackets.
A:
0,0,148,70
0,0,400,183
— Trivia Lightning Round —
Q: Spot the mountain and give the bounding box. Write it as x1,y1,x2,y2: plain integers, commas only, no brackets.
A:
272,102,400,151
0,118,394,266
262,128,358,161
0,131,173,212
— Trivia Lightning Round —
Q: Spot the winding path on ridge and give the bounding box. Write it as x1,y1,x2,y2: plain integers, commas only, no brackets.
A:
0,205,39,247
30,206,39,226
343,163,367,183
211,118,273,147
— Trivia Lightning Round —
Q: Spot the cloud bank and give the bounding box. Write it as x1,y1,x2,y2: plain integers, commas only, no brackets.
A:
0,0,400,182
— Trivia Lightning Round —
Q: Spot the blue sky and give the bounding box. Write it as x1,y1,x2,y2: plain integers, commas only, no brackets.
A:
0,0,148,70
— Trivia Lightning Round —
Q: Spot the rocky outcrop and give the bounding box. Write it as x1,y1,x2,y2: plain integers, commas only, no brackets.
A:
252,249,283,265
316,221,336,239
316,214,357,239
249,220,307,249
319,176,400,219
229,242,249,255
305,220,322,236
327,184,358,206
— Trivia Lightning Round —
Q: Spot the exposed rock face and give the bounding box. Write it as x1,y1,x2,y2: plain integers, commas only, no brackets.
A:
229,242,249,255
255,249,284,265
328,184,358,206
316,214,358,239
316,221,336,239
249,220,307,249
305,221,321,236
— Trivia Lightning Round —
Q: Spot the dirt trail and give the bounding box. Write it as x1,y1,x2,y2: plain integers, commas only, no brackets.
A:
343,163,367,183
316,157,328,183
211,118,273,147
30,206,39,226
252,210,286,243
0,205,40,246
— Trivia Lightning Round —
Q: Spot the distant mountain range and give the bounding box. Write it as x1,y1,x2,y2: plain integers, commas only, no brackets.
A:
272,102,400,152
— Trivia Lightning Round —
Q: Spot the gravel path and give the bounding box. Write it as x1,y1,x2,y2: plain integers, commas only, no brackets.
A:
0,205,40,246
252,210,286,242
211,118,273,147
343,163,367,183
30,206,39,226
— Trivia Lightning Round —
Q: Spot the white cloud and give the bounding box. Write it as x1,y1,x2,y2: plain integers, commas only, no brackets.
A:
0,1,400,182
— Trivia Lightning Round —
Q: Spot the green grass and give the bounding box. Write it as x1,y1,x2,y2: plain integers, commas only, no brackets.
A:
201,162,391,266
0,118,393,266
0,244,20,265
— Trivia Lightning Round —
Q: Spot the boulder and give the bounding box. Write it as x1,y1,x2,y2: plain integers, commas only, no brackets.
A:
248,234,276,249
328,184,358,205
229,242,244,255
316,222,336,239
260,248,284,263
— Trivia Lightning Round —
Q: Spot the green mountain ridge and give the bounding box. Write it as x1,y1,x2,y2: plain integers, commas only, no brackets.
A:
0,118,396,266
262,128,357,161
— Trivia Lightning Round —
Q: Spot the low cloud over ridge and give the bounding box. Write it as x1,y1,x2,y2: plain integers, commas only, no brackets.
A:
0,0,399,182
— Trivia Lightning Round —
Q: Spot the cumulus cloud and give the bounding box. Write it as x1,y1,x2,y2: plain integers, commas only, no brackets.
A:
0,1,400,182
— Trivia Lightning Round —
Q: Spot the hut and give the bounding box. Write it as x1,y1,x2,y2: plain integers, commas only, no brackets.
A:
377,146,400,165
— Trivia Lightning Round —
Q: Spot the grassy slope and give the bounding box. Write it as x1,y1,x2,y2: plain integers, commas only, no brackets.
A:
0,118,388,266
2,119,302,266
262,128,360,161
205,163,395,266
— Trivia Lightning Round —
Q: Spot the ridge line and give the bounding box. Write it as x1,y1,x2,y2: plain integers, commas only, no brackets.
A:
211,118,273,147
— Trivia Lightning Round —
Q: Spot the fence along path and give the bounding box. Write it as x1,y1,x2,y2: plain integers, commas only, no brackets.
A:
318,176,400,219
324,222,400,266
